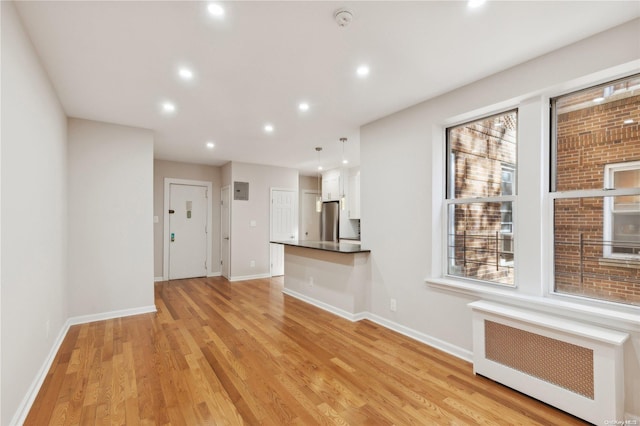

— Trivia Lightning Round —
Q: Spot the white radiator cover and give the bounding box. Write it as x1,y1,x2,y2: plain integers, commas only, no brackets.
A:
469,301,628,425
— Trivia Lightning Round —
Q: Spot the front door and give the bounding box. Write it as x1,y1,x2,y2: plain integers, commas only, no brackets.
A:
270,189,297,276
169,184,208,280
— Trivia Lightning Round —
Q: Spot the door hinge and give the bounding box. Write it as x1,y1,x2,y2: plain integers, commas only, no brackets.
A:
205,225,208,234
206,189,208,199
220,260,223,265
220,200,224,206
205,261,207,270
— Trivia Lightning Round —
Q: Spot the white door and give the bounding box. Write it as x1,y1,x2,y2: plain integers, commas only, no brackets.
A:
270,189,297,276
301,191,320,241
169,184,208,280
220,186,231,279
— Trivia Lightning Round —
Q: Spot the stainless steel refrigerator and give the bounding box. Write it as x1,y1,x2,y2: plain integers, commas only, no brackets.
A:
321,201,340,242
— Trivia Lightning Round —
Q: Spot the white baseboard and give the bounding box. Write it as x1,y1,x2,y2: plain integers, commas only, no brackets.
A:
282,288,367,322
282,288,471,363
10,304,157,425
67,305,157,326
365,313,472,362
156,273,221,282
229,273,271,282
10,319,71,426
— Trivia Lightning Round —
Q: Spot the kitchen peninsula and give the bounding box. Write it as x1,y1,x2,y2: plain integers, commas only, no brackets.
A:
271,240,371,320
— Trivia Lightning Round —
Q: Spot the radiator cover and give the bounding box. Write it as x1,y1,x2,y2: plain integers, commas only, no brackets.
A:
469,301,628,424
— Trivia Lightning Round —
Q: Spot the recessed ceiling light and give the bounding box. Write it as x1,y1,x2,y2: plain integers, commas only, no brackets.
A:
468,0,486,8
179,68,193,80
162,102,176,113
207,3,225,17
624,119,634,124
206,141,215,149
264,124,274,133
298,102,310,111
317,166,323,171
342,159,349,165
356,65,370,77
593,97,605,103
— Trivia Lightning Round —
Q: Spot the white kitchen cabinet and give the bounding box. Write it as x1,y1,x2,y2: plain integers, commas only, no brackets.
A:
348,168,361,219
322,169,340,201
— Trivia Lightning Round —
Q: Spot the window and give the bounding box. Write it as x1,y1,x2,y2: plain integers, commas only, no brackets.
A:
604,161,640,259
446,110,517,286
551,73,640,306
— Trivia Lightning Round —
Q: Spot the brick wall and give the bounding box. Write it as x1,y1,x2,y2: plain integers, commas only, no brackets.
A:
555,87,640,306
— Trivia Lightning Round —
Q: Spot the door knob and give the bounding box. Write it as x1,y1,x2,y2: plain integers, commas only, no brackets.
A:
224,237,230,240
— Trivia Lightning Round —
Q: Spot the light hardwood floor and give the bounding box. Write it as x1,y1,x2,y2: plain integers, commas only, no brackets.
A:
25,276,587,425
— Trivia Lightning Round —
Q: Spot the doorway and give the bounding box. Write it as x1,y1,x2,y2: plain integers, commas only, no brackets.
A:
300,190,320,241
163,178,213,280
270,188,297,277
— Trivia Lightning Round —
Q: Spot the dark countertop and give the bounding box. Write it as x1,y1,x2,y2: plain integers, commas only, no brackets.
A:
271,240,371,254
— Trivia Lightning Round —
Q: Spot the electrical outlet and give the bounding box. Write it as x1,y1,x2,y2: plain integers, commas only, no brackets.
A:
250,260,255,268
309,276,314,287
390,298,397,312
45,319,51,338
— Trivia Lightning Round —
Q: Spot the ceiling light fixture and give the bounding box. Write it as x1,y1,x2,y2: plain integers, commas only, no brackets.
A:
468,0,486,8
207,3,225,17
264,124,274,133
624,119,635,124
179,68,194,80
206,141,215,149
593,97,605,103
162,102,176,113
356,65,370,78
298,102,310,111
315,147,323,213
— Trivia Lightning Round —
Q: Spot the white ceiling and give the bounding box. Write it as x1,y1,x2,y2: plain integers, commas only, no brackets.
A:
14,1,640,175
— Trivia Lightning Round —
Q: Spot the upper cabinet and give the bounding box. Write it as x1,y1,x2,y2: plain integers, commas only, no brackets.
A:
348,168,361,219
322,168,361,219
322,169,340,201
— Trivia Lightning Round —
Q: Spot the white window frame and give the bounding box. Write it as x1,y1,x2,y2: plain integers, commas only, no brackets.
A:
549,73,640,307
444,110,518,287
603,160,640,260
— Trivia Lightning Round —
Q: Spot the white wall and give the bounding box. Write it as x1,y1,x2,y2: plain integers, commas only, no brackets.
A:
0,2,68,424
229,162,298,279
153,160,222,279
67,118,154,317
361,19,640,416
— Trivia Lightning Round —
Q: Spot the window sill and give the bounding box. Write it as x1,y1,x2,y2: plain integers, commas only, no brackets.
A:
426,277,640,332
598,257,640,269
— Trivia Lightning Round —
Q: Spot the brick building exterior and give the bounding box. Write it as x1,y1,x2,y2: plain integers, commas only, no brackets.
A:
554,78,640,306
448,112,517,285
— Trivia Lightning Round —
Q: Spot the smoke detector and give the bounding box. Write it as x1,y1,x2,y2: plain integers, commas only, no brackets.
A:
334,8,354,27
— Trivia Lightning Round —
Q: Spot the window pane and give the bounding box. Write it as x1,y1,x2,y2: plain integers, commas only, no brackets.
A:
613,169,640,211
554,197,640,306
447,111,517,199
448,202,514,286
554,75,640,192
552,74,640,306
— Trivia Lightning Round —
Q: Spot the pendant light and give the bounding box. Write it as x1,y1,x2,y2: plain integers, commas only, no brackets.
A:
315,147,323,213
340,137,347,210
